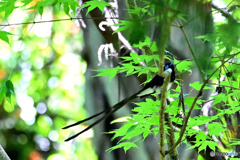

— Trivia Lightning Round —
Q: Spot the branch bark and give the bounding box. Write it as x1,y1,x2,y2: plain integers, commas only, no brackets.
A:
159,72,171,160
0,145,10,160
165,112,179,160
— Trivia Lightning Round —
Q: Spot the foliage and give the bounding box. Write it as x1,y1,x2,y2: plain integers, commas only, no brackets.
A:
91,0,240,155
0,31,13,44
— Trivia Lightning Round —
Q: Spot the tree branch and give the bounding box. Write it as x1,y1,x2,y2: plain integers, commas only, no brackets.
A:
211,2,239,23
159,72,171,160
165,112,179,160
177,18,205,81
0,145,10,160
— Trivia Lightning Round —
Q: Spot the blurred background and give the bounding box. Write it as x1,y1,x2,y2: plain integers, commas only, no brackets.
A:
0,1,97,159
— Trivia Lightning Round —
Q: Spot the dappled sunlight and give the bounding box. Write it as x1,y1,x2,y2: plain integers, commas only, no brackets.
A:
17,93,37,125
36,102,47,114
34,135,51,151
0,1,96,159
48,130,59,142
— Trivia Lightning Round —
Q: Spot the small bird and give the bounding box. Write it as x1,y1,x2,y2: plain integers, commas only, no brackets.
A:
63,62,175,141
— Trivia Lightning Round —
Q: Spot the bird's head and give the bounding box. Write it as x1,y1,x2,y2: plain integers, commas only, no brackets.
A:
163,62,175,82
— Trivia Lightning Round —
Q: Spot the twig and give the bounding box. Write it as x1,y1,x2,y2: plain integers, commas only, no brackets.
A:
177,18,205,81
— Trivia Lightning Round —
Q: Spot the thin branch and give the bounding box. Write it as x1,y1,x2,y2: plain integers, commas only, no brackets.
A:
0,17,124,27
211,2,239,23
208,82,240,90
177,18,205,81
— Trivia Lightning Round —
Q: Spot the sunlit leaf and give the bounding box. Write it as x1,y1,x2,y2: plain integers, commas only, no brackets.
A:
207,123,226,136
212,93,228,106
83,0,110,15
0,31,13,44
176,60,193,73
38,6,43,16
107,142,138,153
4,1,15,18
21,0,33,6
189,81,202,91
63,3,69,15
0,0,16,18
93,66,119,81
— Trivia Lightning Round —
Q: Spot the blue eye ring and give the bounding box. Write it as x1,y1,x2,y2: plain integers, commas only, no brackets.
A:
164,62,174,70
164,65,169,70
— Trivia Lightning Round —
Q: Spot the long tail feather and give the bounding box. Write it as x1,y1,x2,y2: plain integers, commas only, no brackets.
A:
64,93,138,141
62,109,110,129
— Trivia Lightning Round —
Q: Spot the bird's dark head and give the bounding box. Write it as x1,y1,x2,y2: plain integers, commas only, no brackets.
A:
164,62,175,82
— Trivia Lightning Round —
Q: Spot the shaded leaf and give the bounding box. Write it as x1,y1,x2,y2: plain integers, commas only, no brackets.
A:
5,80,15,103
113,20,132,34
0,84,6,104
6,80,15,96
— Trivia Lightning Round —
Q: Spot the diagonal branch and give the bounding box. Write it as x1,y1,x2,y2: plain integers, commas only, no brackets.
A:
211,2,239,23
177,18,205,81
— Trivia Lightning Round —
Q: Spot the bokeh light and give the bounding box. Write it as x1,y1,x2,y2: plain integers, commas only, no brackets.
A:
0,2,96,160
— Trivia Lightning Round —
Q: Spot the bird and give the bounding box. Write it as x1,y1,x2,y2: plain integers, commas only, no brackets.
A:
63,62,175,141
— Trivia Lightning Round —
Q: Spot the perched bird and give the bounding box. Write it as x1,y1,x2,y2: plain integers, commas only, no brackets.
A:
63,62,175,141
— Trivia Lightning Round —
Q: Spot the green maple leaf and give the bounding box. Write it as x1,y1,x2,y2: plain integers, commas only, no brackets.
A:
0,31,13,44
83,0,110,15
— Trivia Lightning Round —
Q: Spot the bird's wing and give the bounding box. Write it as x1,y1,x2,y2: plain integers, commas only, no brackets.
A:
137,75,164,97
